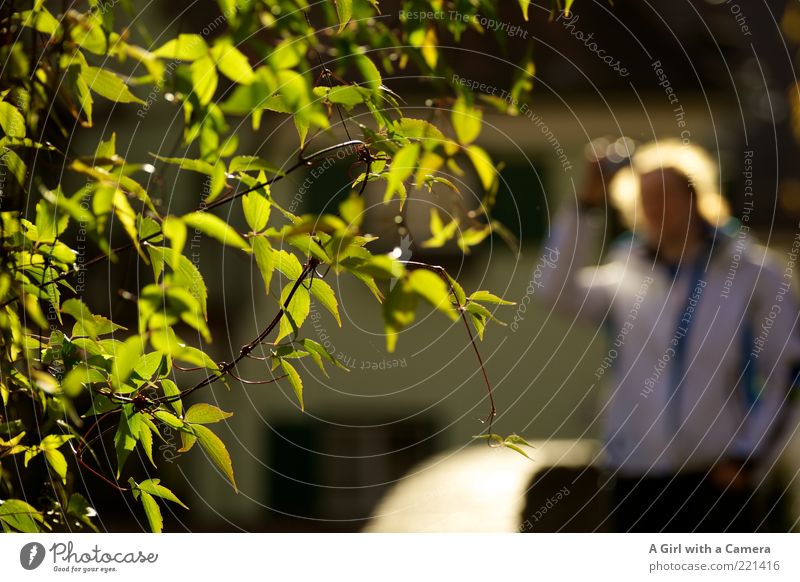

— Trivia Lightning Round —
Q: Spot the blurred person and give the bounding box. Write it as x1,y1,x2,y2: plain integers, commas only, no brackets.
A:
538,138,800,532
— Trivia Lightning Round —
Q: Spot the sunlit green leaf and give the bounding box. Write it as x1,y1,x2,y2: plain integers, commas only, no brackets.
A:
0,499,43,533
307,279,340,326
211,40,255,85
383,279,417,352
139,491,163,533
252,236,275,295
335,0,353,31
0,102,25,138
136,478,189,509
280,359,304,411
192,424,237,491
82,66,144,104
114,405,141,478
466,145,496,191
451,96,482,145
384,143,419,206
469,290,515,305
242,189,271,232
519,0,531,21
153,34,208,61
408,270,457,321
276,283,310,342
182,211,249,251
190,55,219,106
184,403,233,424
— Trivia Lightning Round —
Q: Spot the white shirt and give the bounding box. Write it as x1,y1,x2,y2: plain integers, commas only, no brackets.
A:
539,204,800,477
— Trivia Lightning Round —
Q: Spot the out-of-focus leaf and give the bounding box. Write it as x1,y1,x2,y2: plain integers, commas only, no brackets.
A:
335,0,353,31
408,270,457,320
153,34,208,61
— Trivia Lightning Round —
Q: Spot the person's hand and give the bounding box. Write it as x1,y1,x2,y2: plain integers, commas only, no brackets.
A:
578,147,610,210
709,459,752,492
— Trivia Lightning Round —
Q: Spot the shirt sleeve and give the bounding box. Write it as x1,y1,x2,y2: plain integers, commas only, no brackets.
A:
536,201,613,326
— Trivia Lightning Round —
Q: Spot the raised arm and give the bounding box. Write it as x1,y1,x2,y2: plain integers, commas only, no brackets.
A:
536,156,615,325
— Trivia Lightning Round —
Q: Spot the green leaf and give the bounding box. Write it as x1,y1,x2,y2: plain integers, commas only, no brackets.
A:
351,254,406,280
161,379,182,416
150,328,219,372
211,40,255,85
182,211,250,251
178,429,197,453
242,189,271,232
229,156,283,174
422,208,459,248
192,424,237,491
300,339,344,377
339,191,364,228
274,249,303,280
335,0,353,31
519,0,531,21
114,405,140,478
452,97,482,145
409,25,438,69
152,155,214,175
469,290,515,305
138,421,155,467
0,499,43,533
162,216,187,265
61,298,124,338
408,270,457,321
466,145,496,191
113,188,147,260
136,478,189,509
153,34,209,61
17,7,59,34
147,246,208,318
153,409,184,430
0,102,25,138
474,433,535,459
44,448,68,483
313,86,370,109
139,491,163,533
308,279,341,326
280,359,304,411
184,403,232,424
355,52,381,93
384,143,419,206
457,225,492,253
82,66,144,104
383,279,418,352
110,336,144,390
393,118,447,150
67,493,99,532
276,283,310,342
190,55,218,106
1,148,27,186
252,236,275,295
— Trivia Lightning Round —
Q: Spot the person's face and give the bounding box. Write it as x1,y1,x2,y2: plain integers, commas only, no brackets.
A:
639,169,698,244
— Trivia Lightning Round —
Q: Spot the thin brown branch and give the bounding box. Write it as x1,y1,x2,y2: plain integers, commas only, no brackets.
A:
155,257,320,404
400,260,497,434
